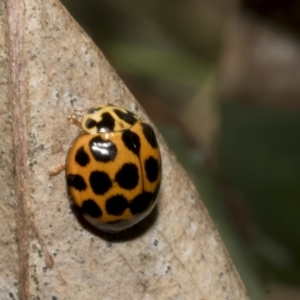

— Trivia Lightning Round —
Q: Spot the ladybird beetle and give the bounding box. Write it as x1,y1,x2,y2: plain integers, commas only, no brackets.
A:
66,104,161,232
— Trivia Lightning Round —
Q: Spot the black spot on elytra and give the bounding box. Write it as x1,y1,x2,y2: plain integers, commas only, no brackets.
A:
75,146,90,167
145,156,159,182
106,195,129,216
114,109,137,125
89,136,117,162
85,112,115,133
122,130,141,155
89,171,112,195
130,192,153,215
81,199,103,218
115,163,139,190
141,123,158,148
66,174,87,191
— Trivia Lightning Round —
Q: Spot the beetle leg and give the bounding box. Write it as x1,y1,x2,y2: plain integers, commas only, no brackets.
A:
49,164,66,177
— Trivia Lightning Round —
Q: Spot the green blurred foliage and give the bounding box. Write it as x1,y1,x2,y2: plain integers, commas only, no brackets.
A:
220,102,300,284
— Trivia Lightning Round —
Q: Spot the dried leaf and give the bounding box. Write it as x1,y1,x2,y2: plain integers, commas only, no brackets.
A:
0,0,249,299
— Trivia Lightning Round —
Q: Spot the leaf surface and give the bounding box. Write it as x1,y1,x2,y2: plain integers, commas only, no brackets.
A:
0,0,249,299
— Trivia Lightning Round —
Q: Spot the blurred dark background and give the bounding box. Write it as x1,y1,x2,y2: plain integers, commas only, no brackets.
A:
60,1,300,299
